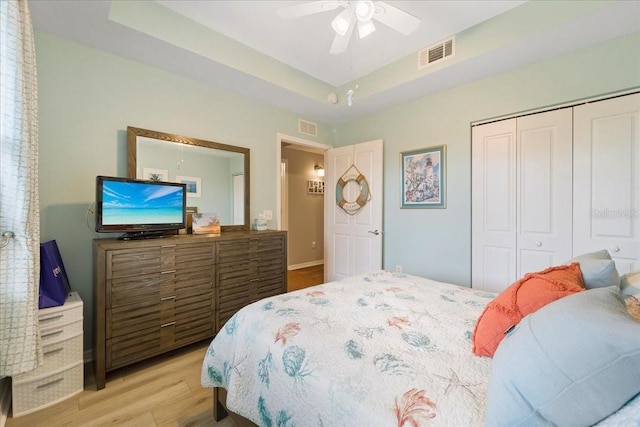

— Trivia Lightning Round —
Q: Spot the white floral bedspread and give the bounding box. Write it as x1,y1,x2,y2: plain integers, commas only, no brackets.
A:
201,271,496,426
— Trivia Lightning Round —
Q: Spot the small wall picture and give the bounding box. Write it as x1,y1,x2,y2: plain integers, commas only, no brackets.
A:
142,167,168,182
176,175,202,198
308,180,325,194
401,145,446,208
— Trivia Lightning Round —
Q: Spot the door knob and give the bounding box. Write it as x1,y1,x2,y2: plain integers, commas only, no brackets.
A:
610,245,620,253
368,230,380,236
1,231,14,249
535,241,542,247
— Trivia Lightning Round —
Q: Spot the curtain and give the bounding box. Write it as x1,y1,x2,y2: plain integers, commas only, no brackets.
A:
0,0,42,377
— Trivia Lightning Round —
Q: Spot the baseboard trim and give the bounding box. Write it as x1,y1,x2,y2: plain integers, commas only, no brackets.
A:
288,260,324,270
0,377,11,427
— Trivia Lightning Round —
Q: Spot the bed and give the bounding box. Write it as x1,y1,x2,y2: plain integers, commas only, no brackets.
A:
201,269,640,426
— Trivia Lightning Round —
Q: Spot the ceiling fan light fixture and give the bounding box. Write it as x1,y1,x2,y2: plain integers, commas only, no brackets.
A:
331,8,353,36
357,19,375,39
355,0,375,22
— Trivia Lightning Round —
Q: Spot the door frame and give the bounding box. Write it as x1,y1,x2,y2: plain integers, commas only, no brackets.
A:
275,133,332,231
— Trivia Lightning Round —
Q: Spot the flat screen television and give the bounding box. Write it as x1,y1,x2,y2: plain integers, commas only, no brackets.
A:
95,175,187,240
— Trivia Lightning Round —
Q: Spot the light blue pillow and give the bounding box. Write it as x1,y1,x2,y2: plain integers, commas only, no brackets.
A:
485,286,640,427
570,250,620,289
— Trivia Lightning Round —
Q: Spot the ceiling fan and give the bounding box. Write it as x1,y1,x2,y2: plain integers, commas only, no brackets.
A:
277,1,421,54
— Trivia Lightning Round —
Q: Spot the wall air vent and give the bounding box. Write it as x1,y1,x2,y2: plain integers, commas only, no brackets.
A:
418,36,455,70
298,119,317,137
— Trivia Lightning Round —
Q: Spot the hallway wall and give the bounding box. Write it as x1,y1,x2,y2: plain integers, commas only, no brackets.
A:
282,147,324,268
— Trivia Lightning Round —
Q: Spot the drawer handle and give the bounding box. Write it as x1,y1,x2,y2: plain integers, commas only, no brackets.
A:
37,377,64,389
161,244,176,248
610,246,620,253
161,270,176,274
40,314,64,323
42,330,63,338
161,321,176,328
250,258,259,261
44,347,64,356
161,295,176,301
250,278,260,282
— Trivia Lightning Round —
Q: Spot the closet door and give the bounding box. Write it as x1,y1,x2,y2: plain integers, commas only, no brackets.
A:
516,108,573,277
472,119,517,292
472,108,573,292
574,93,640,274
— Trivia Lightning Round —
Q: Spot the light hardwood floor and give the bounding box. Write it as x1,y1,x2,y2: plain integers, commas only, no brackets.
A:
6,266,324,426
6,340,233,427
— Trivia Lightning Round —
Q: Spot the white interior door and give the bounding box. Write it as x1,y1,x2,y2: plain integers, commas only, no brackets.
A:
325,140,383,281
516,108,573,276
472,109,573,292
472,119,517,292
574,93,640,274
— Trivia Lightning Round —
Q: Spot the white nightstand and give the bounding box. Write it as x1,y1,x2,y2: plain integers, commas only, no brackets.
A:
11,292,84,417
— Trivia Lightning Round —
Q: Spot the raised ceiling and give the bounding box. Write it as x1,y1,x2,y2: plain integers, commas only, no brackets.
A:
29,1,640,125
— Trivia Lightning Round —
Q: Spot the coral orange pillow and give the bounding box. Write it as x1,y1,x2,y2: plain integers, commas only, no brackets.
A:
472,263,585,357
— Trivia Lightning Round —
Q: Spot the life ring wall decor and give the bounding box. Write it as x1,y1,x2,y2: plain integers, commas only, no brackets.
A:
336,165,371,215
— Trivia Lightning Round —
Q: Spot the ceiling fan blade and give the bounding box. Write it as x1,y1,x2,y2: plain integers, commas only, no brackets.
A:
372,1,420,35
277,1,342,20
329,19,355,54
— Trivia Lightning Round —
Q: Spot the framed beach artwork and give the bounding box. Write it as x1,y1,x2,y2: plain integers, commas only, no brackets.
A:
176,175,202,198
142,167,168,182
400,145,446,208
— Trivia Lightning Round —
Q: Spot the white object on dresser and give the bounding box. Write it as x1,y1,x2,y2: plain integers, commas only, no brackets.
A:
11,292,84,417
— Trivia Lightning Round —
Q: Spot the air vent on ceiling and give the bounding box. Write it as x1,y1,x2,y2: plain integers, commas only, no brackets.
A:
298,119,317,137
418,37,455,70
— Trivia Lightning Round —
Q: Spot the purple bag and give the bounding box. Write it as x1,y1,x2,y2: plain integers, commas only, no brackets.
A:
39,240,72,309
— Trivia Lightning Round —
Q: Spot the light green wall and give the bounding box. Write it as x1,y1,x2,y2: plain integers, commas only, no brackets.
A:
334,31,640,286
35,33,333,351
35,30,640,352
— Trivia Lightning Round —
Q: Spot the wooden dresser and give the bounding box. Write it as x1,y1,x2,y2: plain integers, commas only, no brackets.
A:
93,230,287,390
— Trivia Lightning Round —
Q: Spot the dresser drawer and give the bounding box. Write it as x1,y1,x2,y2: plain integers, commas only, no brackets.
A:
40,319,83,346
38,293,83,329
218,239,250,263
175,243,214,269
13,333,83,382
106,247,161,279
107,272,164,308
12,361,83,417
107,327,162,369
249,235,285,256
107,301,162,339
256,275,286,300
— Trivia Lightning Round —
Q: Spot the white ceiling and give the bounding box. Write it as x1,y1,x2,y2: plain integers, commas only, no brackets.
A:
153,0,525,87
29,1,640,125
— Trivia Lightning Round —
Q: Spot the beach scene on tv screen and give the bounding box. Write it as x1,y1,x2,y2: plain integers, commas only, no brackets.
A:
103,181,183,224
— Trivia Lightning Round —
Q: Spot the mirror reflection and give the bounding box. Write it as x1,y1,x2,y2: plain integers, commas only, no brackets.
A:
127,127,250,230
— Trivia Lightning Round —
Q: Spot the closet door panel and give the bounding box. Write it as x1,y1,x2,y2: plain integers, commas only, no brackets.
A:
574,93,640,273
472,119,517,291
517,108,573,276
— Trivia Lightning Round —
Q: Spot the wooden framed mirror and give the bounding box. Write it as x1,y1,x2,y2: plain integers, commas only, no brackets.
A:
127,126,250,231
